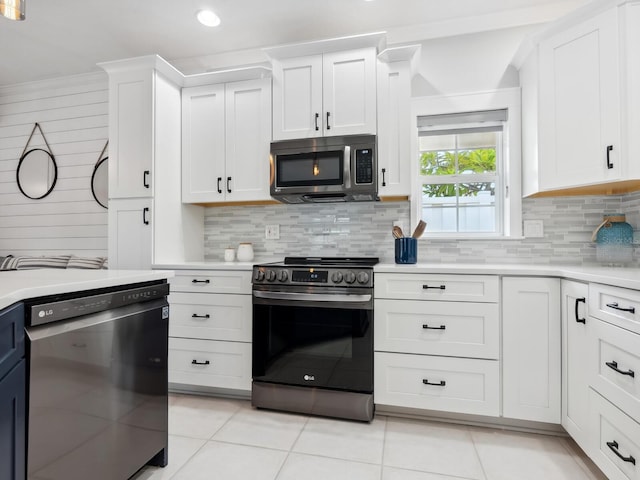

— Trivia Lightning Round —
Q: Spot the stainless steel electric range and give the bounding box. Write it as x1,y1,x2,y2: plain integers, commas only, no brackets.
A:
251,257,378,422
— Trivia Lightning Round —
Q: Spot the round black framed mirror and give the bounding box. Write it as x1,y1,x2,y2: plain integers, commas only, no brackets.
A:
91,156,108,209
16,148,58,200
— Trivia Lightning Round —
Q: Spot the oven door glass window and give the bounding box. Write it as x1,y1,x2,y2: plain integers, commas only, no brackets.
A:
253,303,373,393
275,151,343,187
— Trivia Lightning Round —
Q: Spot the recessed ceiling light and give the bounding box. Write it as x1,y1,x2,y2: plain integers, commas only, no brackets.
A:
197,9,221,27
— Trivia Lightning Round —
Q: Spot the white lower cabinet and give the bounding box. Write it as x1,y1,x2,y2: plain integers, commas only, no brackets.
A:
108,198,152,270
562,279,590,449
589,389,640,480
169,337,252,391
374,273,500,417
168,269,252,393
375,352,500,416
502,277,561,424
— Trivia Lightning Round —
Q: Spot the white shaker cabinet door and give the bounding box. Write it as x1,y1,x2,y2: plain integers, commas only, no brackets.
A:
181,84,226,203
322,48,377,137
108,198,152,270
224,78,272,202
107,69,154,199
272,55,323,140
561,279,590,450
502,277,561,423
538,7,620,190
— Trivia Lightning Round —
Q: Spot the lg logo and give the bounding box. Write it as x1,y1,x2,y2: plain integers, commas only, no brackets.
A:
303,374,315,381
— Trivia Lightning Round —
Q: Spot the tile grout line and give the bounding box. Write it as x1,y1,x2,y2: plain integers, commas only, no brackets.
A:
379,414,388,480
467,425,490,480
272,414,311,480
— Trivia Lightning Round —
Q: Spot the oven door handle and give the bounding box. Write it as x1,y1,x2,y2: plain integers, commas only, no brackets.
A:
253,290,371,303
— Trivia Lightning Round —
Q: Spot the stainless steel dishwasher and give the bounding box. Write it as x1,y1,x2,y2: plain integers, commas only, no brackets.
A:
24,281,170,480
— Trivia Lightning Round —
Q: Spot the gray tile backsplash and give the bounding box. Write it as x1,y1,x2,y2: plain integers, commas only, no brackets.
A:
204,192,640,266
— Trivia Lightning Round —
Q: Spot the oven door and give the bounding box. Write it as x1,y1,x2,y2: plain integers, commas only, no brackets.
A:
252,287,373,393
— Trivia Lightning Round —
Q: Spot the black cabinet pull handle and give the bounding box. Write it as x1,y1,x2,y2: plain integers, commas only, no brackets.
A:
227,176,232,193
575,297,586,324
143,207,149,225
191,279,210,284
191,359,210,366
381,168,387,187
192,313,210,319
606,145,614,169
423,379,446,386
423,324,446,330
606,440,636,465
605,360,635,378
143,170,150,188
315,113,319,131
606,302,635,314
423,285,446,290
217,177,222,194
326,111,331,130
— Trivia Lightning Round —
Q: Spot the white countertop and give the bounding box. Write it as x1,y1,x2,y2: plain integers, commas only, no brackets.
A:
0,269,174,310
375,263,640,290
154,260,640,290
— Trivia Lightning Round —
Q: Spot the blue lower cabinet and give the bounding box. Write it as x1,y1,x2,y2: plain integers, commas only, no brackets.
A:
0,359,26,480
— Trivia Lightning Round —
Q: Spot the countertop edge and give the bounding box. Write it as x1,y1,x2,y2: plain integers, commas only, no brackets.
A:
0,269,174,311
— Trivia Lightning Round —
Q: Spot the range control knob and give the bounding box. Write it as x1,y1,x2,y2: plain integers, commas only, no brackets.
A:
331,271,344,284
254,269,265,282
344,271,356,284
265,270,277,282
277,270,289,282
356,272,370,285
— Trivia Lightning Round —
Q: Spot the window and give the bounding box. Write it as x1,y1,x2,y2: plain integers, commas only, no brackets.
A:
411,90,522,238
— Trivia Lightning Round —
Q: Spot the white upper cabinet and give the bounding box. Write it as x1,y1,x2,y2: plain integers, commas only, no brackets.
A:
182,77,272,203
518,0,640,196
272,48,377,140
106,68,155,199
538,7,620,191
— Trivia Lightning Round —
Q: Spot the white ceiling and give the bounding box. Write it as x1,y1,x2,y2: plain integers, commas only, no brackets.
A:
0,0,591,87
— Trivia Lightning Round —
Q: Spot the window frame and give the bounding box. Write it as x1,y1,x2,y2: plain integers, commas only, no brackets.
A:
410,88,522,239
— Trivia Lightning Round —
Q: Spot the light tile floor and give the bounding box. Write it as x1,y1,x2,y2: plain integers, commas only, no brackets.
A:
132,394,607,480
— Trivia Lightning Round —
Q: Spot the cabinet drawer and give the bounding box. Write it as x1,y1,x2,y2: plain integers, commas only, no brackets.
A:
375,274,499,303
171,270,252,294
589,389,640,480
374,352,499,416
589,283,640,335
168,337,251,391
590,318,640,422
374,300,499,359
169,292,252,342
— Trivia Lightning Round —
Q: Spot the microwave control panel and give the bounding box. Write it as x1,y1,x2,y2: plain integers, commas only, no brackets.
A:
354,148,374,184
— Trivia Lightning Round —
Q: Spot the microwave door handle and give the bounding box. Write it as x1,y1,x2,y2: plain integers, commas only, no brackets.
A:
253,290,371,304
343,145,352,188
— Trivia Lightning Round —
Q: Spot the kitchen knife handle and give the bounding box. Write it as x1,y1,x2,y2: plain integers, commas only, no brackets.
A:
575,297,586,323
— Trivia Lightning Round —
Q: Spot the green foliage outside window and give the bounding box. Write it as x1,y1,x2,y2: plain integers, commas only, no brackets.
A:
420,149,496,197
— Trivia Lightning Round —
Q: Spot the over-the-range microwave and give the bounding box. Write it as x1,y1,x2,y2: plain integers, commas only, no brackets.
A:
269,134,378,203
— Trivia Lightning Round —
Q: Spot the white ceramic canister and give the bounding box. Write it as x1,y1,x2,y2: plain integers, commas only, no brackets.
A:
236,242,254,262
224,248,235,262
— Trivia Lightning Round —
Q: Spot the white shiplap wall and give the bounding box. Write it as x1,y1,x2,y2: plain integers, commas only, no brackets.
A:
0,72,109,257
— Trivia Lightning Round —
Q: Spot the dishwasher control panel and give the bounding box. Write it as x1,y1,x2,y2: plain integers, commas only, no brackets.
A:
26,281,169,327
